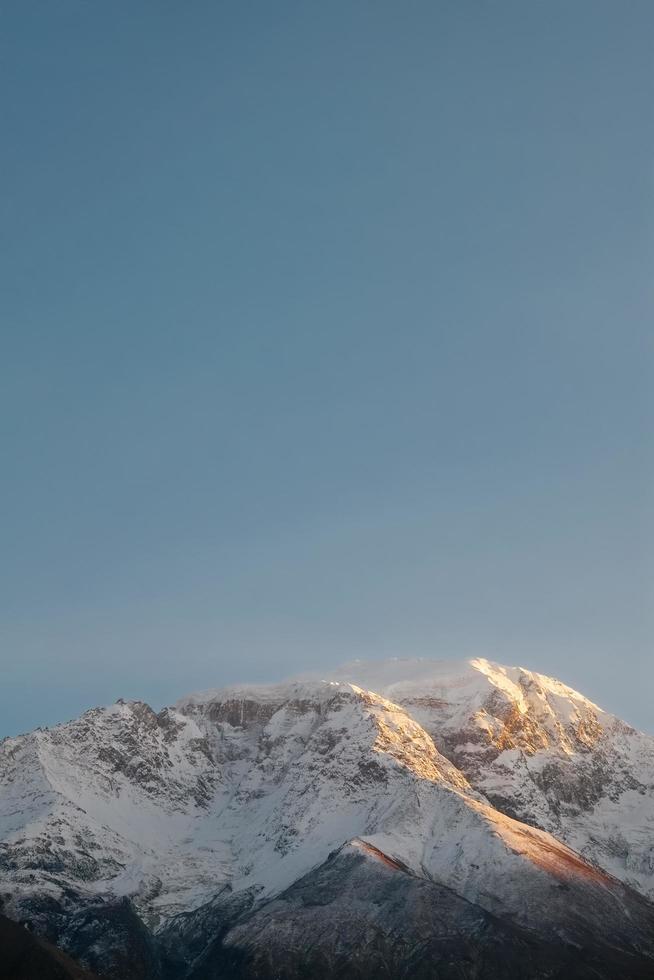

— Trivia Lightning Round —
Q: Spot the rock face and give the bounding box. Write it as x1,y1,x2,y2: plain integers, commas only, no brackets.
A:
1,658,654,979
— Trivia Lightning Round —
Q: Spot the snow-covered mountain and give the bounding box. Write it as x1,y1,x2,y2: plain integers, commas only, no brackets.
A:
320,658,654,899
1,658,654,979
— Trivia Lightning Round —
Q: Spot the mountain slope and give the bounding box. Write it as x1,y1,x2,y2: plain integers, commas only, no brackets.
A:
0,913,99,980
183,841,654,980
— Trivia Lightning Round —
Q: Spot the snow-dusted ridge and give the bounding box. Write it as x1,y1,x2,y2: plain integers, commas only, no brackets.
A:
176,676,355,709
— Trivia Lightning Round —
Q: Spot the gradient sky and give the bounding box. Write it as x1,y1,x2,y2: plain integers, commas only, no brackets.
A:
2,1,653,737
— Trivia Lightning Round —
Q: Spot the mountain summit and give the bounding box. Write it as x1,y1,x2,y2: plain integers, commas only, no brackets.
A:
2,658,653,979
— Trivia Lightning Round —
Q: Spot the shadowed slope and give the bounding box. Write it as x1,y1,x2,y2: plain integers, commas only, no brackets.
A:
184,842,654,980
0,913,99,980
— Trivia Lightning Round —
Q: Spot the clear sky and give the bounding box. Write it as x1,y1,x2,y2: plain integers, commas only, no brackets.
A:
2,1,652,737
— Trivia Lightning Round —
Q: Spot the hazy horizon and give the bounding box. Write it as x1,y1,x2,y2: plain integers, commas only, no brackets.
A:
2,2,653,739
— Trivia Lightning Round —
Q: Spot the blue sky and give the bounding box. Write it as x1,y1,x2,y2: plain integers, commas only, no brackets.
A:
2,1,652,736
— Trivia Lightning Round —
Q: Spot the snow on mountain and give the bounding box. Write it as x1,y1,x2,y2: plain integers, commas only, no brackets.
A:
1,658,654,978
2,680,470,925
318,657,654,898
0,700,228,922
177,656,654,899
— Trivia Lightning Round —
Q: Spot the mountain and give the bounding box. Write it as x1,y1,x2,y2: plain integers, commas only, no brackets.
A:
1,658,653,979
